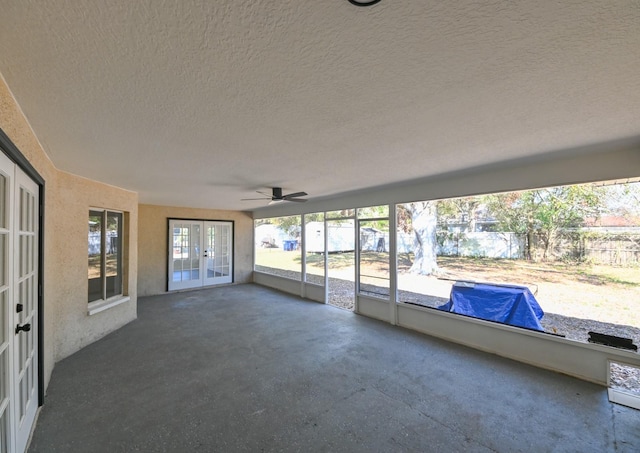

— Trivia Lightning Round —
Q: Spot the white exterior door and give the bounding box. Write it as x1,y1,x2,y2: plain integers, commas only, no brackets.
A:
169,220,232,291
203,221,232,286
168,221,202,291
0,152,39,453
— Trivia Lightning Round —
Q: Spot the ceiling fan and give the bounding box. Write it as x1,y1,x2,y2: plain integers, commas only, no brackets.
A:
242,187,308,204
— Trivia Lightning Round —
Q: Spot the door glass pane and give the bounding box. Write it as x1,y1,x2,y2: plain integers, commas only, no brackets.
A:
28,190,35,232
327,219,355,310
105,211,122,299
206,226,215,278
216,224,228,277
0,292,5,349
19,189,26,232
88,210,103,302
172,224,186,280
27,235,33,274
19,376,26,419
0,409,8,453
191,224,200,280
0,173,5,229
359,219,390,298
0,349,6,403
214,225,221,276
172,223,200,282
17,281,25,325
18,188,35,233
0,294,6,413
18,235,25,279
304,212,325,285
0,235,5,287
0,175,5,291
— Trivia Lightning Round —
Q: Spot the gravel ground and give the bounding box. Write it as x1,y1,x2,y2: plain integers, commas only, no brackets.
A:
256,267,640,394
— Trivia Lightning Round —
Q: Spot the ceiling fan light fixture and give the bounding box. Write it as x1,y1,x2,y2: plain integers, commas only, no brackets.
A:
241,187,308,204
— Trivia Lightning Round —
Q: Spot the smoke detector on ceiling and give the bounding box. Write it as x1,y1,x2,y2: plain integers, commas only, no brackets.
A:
348,0,381,7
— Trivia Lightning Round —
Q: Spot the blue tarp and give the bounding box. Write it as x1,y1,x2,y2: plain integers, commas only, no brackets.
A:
437,282,544,331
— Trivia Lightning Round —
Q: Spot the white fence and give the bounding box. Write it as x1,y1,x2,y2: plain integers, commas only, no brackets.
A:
438,232,524,259
88,232,119,255
396,231,524,259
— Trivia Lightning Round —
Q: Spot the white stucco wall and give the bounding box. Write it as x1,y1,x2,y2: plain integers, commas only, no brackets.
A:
0,76,138,387
51,171,138,361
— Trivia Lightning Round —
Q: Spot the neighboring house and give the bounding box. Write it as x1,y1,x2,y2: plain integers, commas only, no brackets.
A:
582,215,640,233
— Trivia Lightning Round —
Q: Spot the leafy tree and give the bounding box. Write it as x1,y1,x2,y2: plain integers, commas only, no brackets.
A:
357,205,390,232
303,212,325,223
270,215,302,238
259,214,331,240
437,197,481,232
357,205,389,218
601,181,640,221
485,184,605,260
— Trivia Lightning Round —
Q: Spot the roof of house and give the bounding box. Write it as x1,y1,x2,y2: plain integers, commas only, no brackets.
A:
584,216,640,228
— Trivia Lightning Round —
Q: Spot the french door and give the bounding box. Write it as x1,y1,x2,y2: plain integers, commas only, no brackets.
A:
168,220,233,291
0,152,39,453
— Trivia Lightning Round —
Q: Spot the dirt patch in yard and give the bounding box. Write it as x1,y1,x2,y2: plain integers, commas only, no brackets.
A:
428,257,640,338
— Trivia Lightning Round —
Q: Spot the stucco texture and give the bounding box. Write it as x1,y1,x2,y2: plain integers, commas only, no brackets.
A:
0,75,138,386
51,172,138,360
138,204,253,297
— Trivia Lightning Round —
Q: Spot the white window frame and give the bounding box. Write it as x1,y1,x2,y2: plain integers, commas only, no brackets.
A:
88,208,129,315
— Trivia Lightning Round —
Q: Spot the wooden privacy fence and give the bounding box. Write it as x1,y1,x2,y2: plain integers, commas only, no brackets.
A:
545,231,640,265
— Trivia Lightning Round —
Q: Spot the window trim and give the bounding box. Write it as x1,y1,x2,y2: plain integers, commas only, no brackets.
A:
88,295,130,316
88,207,127,314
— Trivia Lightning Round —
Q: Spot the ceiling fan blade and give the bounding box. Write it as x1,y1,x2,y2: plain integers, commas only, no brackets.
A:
243,188,307,203
283,191,307,199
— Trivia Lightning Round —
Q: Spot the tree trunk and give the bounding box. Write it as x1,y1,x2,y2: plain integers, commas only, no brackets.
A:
542,229,557,261
525,231,532,261
525,216,534,261
407,201,439,275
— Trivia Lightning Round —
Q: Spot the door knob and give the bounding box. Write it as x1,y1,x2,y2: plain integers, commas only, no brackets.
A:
15,323,31,334
16,303,23,313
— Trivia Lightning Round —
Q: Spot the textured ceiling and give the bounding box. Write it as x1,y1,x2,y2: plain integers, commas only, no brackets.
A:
1,1,639,210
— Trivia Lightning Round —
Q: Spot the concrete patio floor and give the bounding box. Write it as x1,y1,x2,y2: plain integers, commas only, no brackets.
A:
28,284,640,452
